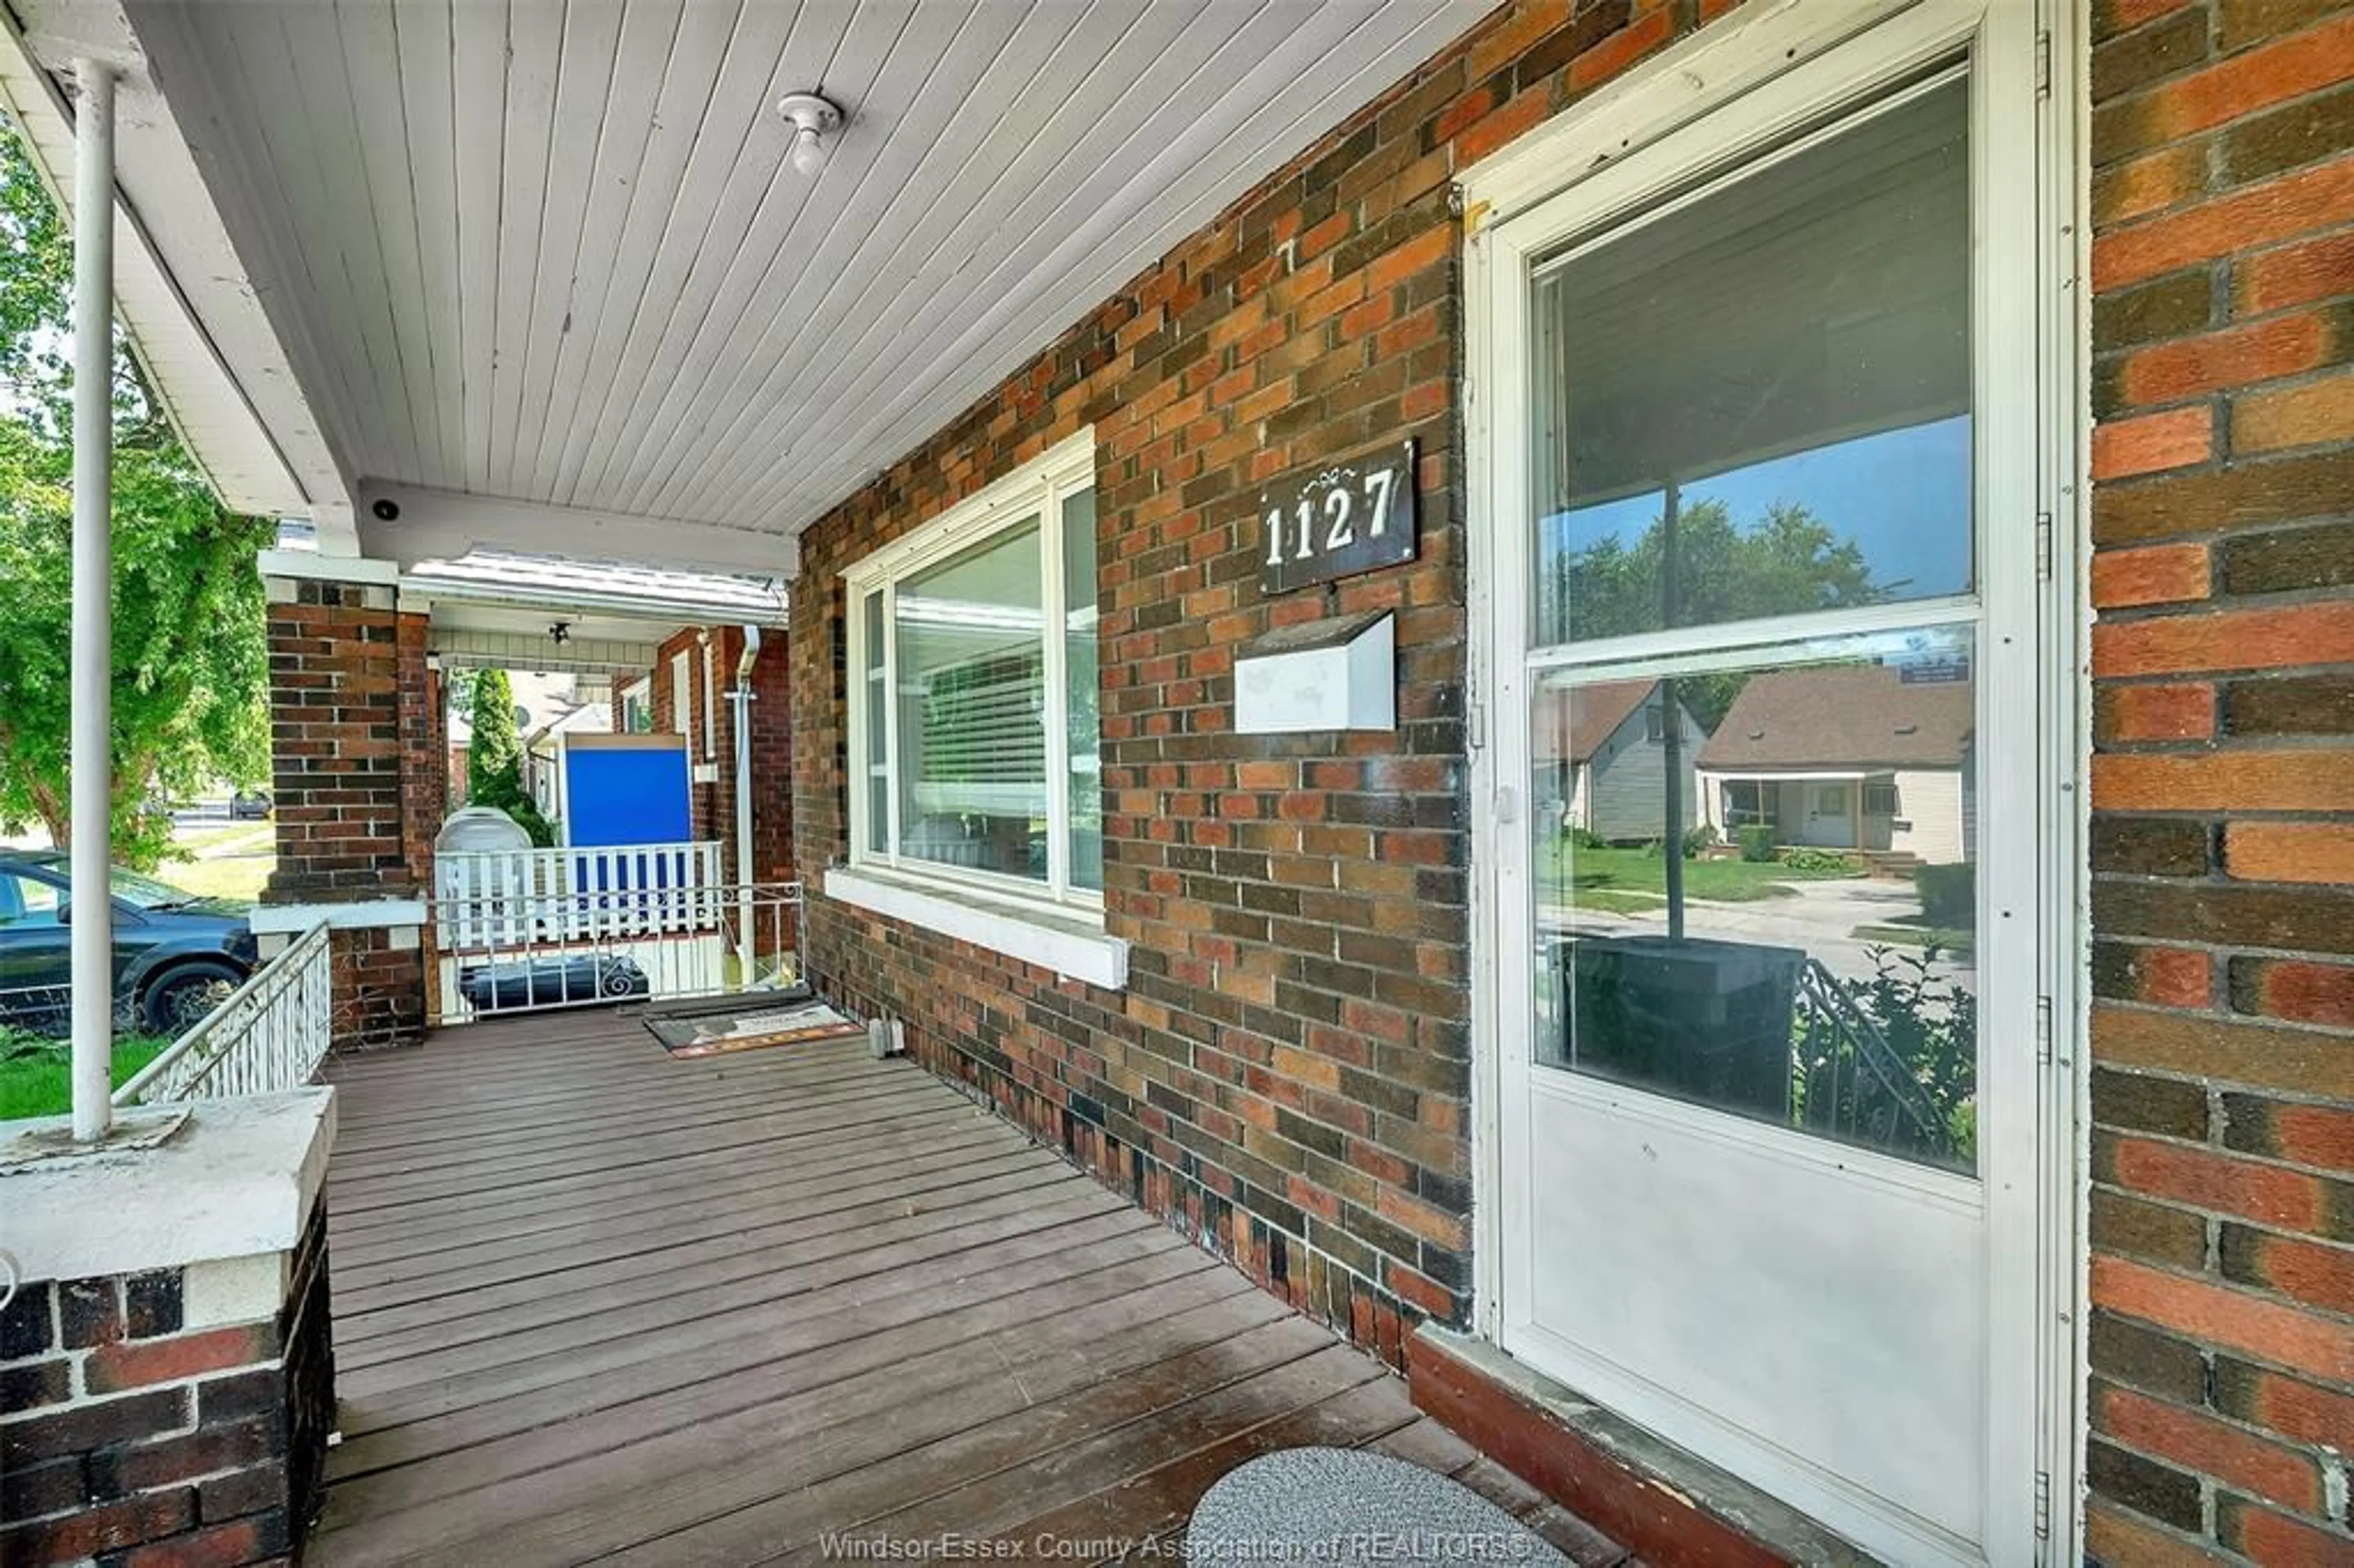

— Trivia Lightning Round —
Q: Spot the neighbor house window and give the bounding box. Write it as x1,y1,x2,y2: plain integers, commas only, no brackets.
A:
1865,780,1900,815
845,433,1101,908
619,679,652,734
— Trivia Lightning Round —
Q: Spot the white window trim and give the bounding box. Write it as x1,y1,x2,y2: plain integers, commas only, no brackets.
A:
840,430,1107,970
825,866,1127,991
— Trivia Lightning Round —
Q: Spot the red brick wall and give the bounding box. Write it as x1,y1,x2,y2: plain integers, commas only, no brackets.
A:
788,0,1710,1362
261,580,434,1049
639,626,791,885
398,618,446,889
2085,1,2354,1562
717,627,794,884
749,636,794,886
327,926,426,1051
652,629,715,842
264,581,409,902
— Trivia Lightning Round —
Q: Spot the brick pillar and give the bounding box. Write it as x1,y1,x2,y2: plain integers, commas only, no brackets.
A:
399,626,446,889
261,573,432,1049
2084,4,2354,1564
0,1094,337,1566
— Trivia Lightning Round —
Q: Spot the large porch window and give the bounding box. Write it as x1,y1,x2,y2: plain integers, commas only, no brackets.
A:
844,433,1102,912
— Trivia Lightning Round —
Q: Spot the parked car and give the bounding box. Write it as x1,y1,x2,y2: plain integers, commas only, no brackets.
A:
229,789,273,820
0,852,259,1035
457,953,648,1013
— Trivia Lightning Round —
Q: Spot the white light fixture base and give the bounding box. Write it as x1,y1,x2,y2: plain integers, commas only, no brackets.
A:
775,92,844,176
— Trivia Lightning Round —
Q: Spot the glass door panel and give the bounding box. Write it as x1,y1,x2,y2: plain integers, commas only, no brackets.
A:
1529,629,1980,1176
1531,72,1973,650
1523,69,1980,1174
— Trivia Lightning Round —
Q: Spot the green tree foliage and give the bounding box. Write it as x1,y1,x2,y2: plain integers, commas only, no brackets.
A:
462,669,552,845
0,112,273,869
443,664,481,727
1552,498,1887,729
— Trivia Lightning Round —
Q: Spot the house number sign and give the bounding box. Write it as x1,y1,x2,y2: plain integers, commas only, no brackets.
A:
1258,439,1417,594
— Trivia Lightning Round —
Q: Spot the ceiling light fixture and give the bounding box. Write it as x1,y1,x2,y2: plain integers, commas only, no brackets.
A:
775,91,844,177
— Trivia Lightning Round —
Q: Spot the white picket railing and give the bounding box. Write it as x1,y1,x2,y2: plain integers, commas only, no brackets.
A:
433,841,725,950
113,921,334,1106
432,880,804,1022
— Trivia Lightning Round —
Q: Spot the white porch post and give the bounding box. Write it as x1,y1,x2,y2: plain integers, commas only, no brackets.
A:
69,58,116,1141
733,625,760,981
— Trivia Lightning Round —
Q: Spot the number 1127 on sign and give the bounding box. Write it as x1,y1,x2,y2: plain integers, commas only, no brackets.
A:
1258,439,1418,595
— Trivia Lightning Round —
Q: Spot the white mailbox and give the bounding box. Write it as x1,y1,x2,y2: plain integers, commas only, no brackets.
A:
1233,611,1395,735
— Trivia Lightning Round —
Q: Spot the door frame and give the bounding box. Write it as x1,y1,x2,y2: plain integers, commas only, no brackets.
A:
1458,0,2086,1561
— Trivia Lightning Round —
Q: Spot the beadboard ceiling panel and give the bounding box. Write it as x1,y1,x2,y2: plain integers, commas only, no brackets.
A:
110,0,1490,552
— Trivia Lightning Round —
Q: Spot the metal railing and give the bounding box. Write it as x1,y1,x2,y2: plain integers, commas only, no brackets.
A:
1791,956,1951,1159
112,921,334,1106
433,840,726,950
433,879,804,1022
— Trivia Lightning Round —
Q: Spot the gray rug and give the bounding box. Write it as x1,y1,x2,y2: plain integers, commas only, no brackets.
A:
1186,1448,1573,1567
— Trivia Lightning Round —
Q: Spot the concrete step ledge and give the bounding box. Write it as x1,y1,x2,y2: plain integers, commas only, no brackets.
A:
1408,1324,1881,1568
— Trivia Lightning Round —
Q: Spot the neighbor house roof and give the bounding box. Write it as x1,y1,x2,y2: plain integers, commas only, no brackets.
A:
1531,679,1661,766
536,702,614,746
1697,664,1974,771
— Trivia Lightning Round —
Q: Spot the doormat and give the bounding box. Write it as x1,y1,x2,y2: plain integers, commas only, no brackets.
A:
645,998,865,1058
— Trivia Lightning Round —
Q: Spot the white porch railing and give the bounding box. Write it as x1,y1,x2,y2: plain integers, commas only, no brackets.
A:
113,921,333,1106
433,840,725,950
432,880,803,1022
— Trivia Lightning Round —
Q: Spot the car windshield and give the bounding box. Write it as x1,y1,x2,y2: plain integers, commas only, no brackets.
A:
106,867,204,908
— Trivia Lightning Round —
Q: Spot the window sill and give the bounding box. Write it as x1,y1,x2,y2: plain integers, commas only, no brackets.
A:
824,866,1127,991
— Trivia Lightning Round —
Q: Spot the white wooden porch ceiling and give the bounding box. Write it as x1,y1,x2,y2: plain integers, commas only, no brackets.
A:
118,0,1488,549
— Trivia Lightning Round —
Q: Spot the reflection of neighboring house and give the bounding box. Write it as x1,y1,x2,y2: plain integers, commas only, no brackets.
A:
1696,665,1974,864
1536,678,1703,844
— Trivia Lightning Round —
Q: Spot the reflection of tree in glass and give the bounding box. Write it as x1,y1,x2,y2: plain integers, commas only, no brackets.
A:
1552,499,1891,729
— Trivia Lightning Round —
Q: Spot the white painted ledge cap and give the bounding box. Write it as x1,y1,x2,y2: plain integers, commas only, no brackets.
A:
1,1089,335,1284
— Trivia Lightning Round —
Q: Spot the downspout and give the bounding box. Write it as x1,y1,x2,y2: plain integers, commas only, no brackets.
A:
69,61,116,1141
731,626,761,983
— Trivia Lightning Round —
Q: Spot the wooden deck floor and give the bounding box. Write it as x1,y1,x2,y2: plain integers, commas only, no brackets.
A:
310,1008,1627,1567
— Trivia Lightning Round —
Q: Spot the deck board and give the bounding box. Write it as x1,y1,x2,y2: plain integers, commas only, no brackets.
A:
311,1008,1623,1567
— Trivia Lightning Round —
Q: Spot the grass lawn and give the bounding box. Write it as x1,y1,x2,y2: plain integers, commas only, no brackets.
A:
1537,843,1863,904
171,821,274,855
158,820,275,903
0,1035,173,1121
